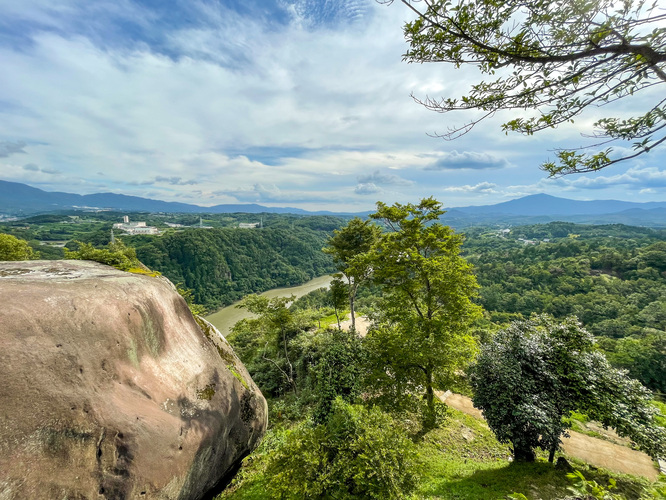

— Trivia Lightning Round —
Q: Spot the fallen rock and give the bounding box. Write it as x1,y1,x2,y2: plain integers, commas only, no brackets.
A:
0,260,267,499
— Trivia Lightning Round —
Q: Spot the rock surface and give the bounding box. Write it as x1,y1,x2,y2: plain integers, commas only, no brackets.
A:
0,260,267,500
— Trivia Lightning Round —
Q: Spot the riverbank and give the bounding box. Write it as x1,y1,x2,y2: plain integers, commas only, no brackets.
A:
205,275,334,336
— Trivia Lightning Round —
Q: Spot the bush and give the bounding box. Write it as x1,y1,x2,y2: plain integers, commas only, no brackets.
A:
264,399,421,499
311,328,366,424
0,233,38,261
65,240,140,271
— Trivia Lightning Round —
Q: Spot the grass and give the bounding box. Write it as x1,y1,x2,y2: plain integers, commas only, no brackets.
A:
317,312,348,329
219,406,654,500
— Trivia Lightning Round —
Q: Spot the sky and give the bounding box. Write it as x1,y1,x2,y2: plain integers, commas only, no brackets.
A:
0,0,665,212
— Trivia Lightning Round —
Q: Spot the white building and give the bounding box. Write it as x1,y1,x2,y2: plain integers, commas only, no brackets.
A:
113,216,160,235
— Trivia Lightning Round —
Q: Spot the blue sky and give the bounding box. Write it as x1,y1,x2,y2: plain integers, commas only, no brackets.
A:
0,0,664,211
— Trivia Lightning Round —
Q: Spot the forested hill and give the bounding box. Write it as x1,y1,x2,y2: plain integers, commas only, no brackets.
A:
132,225,337,310
462,222,666,393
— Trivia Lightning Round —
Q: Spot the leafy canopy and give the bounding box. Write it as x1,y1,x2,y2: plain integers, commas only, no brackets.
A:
65,240,141,271
0,233,38,261
392,0,666,174
366,197,481,427
470,315,666,462
323,217,380,329
264,398,421,500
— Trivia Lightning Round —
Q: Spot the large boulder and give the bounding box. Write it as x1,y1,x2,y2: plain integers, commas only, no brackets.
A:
0,260,267,499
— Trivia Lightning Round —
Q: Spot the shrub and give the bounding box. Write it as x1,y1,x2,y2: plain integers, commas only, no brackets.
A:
264,399,421,499
0,233,38,261
65,240,140,270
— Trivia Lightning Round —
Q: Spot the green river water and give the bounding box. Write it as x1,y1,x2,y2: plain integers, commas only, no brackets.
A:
204,275,333,336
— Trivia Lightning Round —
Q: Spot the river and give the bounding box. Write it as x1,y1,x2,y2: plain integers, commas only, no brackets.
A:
204,275,334,336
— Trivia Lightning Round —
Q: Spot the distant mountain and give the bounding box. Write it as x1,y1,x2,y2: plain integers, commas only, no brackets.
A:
1,181,665,227
0,180,350,216
451,193,666,216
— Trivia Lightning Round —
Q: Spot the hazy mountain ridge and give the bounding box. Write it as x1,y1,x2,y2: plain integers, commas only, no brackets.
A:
451,193,666,216
2,181,665,226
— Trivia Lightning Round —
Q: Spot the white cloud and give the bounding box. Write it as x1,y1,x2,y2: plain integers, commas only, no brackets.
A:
355,183,382,195
424,151,511,170
442,182,498,194
561,166,666,190
357,169,413,186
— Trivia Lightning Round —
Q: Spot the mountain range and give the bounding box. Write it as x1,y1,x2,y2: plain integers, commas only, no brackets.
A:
2,180,665,227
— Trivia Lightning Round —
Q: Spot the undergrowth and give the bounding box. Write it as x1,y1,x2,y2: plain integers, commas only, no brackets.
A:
219,406,655,500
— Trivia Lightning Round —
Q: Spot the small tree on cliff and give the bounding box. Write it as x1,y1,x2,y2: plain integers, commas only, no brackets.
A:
365,197,481,429
233,294,303,396
324,217,380,331
471,315,666,462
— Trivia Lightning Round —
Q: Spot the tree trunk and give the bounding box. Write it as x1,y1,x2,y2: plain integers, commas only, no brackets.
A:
513,443,536,462
348,278,356,331
281,326,297,395
548,445,557,463
423,368,436,430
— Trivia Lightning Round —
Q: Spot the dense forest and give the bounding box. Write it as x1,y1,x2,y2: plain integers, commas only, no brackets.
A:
462,223,666,394
131,225,336,310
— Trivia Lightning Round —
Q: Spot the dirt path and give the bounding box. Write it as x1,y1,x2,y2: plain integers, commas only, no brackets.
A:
437,391,660,481
339,315,370,336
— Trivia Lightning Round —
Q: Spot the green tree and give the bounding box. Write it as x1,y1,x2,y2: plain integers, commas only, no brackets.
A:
329,276,348,329
605,331,666,394
366,197,481,428
65,240,140,271
264,399,421,499
470,315,666,462
0,233,38,261
235,294,301,395
311,329,366,423
392,0,666,175
323,217,380,330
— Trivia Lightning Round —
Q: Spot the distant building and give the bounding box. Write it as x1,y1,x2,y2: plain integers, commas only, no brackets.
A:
238,222,260,229
113,216,160,235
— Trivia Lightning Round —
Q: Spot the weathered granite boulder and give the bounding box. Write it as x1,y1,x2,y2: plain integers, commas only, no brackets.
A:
0,260,267,500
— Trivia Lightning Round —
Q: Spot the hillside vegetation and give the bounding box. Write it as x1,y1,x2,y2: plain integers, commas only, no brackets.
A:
2,210,665,498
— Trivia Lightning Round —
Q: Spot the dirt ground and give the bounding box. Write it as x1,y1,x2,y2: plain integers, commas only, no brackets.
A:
339,315,370,336
437,391,660,481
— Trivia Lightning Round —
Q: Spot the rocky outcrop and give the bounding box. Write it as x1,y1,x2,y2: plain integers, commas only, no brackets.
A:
0,260,267,500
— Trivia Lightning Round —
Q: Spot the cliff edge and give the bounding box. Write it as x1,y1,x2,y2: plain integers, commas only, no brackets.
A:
0,260,267,499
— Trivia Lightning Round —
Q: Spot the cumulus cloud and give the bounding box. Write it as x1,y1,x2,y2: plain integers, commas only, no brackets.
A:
357,169,413,186
425,151,511,170
442,182,498,194
561,167,666,190
154,176,199,186
212,183,326,204
354,182,382,195
0,141,27,158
